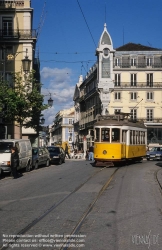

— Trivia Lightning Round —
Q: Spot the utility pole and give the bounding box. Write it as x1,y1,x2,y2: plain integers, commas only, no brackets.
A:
2,45,6,80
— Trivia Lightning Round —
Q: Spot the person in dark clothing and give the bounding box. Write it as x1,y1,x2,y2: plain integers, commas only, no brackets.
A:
10,146,19,179
65,144,71,159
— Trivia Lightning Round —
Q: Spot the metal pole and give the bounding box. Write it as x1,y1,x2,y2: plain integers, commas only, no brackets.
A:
3,46,6,80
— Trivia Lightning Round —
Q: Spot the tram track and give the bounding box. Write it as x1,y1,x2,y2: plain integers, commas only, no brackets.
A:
59,167,119,250
154,168,162,195
0,165,116,250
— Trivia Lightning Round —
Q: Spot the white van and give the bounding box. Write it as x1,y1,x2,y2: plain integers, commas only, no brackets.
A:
0,139,32,174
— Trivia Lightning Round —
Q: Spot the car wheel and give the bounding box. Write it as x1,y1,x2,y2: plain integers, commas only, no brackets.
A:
26,162,31,172
58,158,62,165
46,159,50,167
147,158,150,161
63,157,65,163
34,162,38,170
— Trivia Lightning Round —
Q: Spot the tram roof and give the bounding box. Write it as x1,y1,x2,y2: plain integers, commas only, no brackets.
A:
94,114,146,129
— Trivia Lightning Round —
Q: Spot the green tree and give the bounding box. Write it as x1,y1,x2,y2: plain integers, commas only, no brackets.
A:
0,71,48,138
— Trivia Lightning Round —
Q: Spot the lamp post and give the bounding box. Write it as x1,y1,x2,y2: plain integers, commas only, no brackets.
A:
21,49,31,73
40,116,45,125
43,92,54,107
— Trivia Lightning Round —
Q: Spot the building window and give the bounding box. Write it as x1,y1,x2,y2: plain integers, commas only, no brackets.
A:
68,136,72,142
114,92,121,100
114,74,121,86
68,128,73,133
147,109,153,121
115,58,120,67
131,74,137,86
114,109,121,114
147,92,153,100
130,92,137,100
130,109,137,120
1,46,13,60
147,58,153,67
2,17,13,36
147,73,153,87
102,57,110,78
131,58,136,66
69,119,73,124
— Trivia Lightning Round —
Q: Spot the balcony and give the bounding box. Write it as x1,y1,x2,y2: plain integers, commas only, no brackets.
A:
0,29,37,40
85,87,97,99
0,1,25,8
113,82,162,89
114,62,162,69
132,118,162,123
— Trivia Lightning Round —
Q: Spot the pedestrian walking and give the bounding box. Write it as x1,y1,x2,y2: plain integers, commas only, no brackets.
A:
65,144,71,159
88,145,94,161
10,146,19,179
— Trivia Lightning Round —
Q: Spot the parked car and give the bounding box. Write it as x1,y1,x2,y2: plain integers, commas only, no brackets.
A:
32,147,50,169
47,146,65,165
146,146,162,161
0,139,32,174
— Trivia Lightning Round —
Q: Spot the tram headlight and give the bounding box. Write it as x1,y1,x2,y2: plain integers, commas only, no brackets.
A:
103,150,107,155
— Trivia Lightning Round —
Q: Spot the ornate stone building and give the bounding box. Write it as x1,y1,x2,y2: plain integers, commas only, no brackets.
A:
73,23,162,150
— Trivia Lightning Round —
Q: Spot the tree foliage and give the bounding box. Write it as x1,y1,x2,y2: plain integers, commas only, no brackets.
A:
0,71,48,133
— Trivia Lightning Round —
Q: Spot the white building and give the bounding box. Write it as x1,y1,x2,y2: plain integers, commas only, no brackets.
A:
50,107,75,150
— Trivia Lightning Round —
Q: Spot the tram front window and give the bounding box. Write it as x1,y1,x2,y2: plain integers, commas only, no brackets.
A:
112,128,120,142
95,128,100,142
102,128,110,142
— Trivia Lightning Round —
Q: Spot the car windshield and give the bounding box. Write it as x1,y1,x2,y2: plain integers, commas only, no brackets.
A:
150,147,162,152
47,147,60,153
0,142,13,153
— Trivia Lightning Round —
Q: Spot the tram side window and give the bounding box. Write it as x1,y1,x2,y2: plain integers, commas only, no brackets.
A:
102,128,110,142
142,131,146,144
122,130,126,143
95,128,100,142
112,128,120,142
133,130,136,144
136,131,140,144
130,130,133,144
139,131,142,144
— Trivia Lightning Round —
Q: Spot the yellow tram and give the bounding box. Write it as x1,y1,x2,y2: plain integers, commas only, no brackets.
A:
93,112,147,166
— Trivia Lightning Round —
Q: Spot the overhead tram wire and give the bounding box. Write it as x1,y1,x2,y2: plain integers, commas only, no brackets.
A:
77,0,97,48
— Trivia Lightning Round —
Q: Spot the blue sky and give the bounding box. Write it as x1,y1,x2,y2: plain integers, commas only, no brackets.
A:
31,0,162,125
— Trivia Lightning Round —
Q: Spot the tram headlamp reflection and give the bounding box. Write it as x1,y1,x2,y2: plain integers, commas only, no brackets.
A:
103,150,107,155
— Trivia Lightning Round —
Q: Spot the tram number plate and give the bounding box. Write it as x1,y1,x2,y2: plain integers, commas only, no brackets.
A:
150,155,155,157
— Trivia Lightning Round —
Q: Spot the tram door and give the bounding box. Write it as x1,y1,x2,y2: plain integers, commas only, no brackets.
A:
121,130,127,158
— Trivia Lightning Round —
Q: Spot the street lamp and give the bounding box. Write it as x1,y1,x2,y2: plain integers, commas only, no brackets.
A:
43,92,54,107
21,49,31,73
48,97,53,107
40,116,45,124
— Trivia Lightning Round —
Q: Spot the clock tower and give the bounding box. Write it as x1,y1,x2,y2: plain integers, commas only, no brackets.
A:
96,23,115,115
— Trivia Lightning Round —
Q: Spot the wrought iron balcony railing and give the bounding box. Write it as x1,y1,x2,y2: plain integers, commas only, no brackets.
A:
114,82,162,88
0,29,37,39
114,62,162,69
0,0,25,8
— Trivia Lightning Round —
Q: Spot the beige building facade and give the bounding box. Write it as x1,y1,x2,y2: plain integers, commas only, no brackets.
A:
110,44,162,145
0,0,39,140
